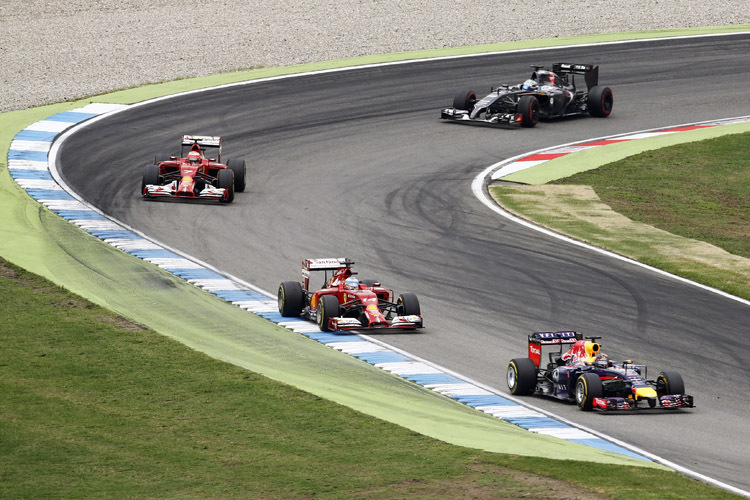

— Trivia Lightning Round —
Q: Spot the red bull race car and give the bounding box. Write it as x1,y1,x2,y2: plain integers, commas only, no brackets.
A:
441,62,613,128
141,135,247,203
277,258,423,332
506,331,694,411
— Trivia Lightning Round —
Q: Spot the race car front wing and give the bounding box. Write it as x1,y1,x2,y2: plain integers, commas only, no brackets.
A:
441,108,524,125
144,181,227,200
593,394,694,411
330,315,423,331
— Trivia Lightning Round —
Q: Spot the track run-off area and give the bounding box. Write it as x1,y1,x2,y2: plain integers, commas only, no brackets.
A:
2,27,749,496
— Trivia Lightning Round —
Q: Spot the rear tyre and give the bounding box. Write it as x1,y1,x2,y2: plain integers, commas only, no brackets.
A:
453,89,477,111
575,372,603,411
657,370,685,396
507,358,537,395
142,164,160,196
217,169,235,203
278,281,304,317
226,158,247,193
518,95,540,128
397,292,420,316
317,295,340,332
587,86,614,117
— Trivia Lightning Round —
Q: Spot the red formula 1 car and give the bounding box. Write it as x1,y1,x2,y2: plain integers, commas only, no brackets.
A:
507,331,694,411
141,135,246,203
278,258,424,332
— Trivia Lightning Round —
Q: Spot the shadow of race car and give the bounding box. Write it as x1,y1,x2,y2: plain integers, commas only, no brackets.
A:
441,63,613,128
278,258,423,332
507,331,694,411
141,135,246,203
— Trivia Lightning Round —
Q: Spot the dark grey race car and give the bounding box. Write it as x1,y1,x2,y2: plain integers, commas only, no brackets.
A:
441,62,613,128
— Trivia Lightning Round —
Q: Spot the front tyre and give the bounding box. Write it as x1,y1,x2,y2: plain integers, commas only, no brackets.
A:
278,281,304,317
317,295,340,332
217,169,235,203
657,370,685,396
518,95,540,128
397,292,420,316
507,358,537,395
226,158,247,193
575,372,603,411
587,86,614,117
142,164,160,197
453,89,477,111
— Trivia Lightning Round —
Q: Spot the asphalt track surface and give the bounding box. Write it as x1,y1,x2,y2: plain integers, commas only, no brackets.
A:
59,35,750,492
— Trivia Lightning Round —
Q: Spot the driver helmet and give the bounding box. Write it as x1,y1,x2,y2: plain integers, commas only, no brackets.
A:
521,79,538,91
187,151,201,164
344,276,359,290
593,353,610,367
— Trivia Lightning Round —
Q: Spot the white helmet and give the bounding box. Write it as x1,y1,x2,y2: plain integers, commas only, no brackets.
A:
522,79,538,91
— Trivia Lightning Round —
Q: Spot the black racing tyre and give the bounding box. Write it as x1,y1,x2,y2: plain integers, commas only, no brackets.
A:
317,295,340,332
397,292,420,316
518,95,540,128
226,158,247,193
575,372,603,411
154,152,173,164
142,164,160,196
360,279,379,288
657,370,685,396
453,89,477,111
278,281,304,317
587,86,614,117
217,169,235,203
507,358,537,396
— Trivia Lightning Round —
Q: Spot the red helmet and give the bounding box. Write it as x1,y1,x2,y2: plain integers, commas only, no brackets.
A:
187,151,201,164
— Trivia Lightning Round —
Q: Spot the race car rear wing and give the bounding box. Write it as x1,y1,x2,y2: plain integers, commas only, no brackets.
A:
181,135,223,161
303,258,354,271
528,331,582,368
301,258,354,290
182,135,222,148
552,63,599,90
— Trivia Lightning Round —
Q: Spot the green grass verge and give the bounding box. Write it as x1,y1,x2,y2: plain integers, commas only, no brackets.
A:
491,131,750,301
557,132,750,259
1,258,741,500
